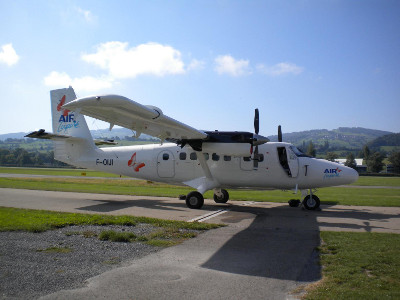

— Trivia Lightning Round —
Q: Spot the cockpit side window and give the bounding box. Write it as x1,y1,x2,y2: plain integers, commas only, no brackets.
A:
289,146,310,158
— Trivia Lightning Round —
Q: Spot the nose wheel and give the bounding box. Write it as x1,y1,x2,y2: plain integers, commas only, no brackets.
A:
303,194,320,210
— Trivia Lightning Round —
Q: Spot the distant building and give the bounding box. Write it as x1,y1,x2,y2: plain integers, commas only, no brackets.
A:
336,158,367,173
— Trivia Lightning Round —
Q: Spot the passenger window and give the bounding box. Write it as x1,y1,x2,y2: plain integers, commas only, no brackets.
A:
179,152,187,160
258,154,264,162
212,153,220,161
203,153,209,160
163,153,169,160
243,157,251,162
224,155,231,161
190,152,197,160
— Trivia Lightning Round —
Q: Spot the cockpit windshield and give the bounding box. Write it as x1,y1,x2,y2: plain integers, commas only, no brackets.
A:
289,146,310,157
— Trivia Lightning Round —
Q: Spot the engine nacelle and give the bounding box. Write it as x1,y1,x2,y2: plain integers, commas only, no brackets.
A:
202,142,251,157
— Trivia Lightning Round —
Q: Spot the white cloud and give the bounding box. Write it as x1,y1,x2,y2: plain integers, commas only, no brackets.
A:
257,62,304,76
0,43,20,66
81,42,185,78
187,59,205,71
44,71,113,92
76,7,97,23
214,55,251,77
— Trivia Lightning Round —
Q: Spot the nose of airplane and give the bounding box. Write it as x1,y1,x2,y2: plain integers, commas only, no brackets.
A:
342,166,359,184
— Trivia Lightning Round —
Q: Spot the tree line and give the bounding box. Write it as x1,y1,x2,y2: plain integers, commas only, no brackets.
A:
0,148,69,167
304,141,400,173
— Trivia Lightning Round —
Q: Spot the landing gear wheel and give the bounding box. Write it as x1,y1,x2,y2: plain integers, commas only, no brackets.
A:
213,189,229,204
303,195,320,210
288,199,301,207
186,191,204,209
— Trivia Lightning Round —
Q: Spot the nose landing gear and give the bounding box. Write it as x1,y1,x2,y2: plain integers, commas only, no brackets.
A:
303,194,320,210
289,189,321,210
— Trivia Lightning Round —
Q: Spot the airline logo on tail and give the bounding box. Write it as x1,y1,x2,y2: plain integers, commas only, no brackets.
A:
57,95,80,133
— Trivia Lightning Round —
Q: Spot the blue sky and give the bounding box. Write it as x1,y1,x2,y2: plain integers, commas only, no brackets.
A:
0,0,399,136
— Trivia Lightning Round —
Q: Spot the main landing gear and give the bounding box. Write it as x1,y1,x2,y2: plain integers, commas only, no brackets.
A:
183,189,230,209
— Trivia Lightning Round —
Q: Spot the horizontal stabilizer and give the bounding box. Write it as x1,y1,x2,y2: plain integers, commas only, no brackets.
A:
93,139,118,146
25,129,70,140
26,129,116,146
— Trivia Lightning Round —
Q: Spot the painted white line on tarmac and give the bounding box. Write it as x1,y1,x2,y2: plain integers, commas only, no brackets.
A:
241,201,256,206
188,209,230,223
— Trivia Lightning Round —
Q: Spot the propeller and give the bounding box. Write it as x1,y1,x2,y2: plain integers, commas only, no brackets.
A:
278,125,282,142
253,109,260,168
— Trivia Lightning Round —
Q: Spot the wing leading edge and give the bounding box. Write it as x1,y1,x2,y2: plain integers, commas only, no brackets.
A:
62,95,207,141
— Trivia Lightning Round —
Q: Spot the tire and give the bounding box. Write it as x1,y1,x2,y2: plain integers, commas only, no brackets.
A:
288,199,300,207
213,189,229,204
185,191,204,209
303,195,320,210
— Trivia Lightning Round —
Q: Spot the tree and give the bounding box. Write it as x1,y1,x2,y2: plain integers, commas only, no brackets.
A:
362,145,370,159
388,151,400,174
366,152,384,173
306,141,316,157
345,153,357,169
326,152,338,162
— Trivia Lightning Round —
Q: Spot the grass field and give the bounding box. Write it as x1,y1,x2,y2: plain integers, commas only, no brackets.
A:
0,175,399,207
0,206,222,247
304,231,400,299
1,166,400,185
0,167,125,178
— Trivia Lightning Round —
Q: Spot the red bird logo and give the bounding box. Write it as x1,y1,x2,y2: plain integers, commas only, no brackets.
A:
57,95,70,117
128,153,145,172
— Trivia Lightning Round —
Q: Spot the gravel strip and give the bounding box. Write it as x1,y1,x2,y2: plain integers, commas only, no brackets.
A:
0,225,162,299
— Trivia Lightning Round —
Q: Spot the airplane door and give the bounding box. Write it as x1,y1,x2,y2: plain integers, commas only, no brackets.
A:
157,150,175,178
286,146,299,178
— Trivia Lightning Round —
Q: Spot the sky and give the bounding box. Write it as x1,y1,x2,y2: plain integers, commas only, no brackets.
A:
0,0,399,137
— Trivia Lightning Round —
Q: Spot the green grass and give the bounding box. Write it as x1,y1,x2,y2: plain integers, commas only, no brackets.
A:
0,206,222,233
304,232,400,299
0,166,124,178
2,167,399,186
97,227,198,247
0,176,399,207
37,246,73,253
353,176,400,187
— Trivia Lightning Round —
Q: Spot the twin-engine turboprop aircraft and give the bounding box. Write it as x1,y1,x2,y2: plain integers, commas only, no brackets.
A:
26,87,358,210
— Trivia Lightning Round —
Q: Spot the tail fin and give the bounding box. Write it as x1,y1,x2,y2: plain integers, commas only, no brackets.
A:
50,87,96,165
51,87,92,140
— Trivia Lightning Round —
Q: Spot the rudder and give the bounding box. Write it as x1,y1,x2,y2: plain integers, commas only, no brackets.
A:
50,87,96,165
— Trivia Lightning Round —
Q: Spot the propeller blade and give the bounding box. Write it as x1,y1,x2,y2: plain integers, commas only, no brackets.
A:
278,125,282,142
254,109,259,135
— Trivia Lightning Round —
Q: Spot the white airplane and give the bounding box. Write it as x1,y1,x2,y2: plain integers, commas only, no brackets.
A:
26,87,358,210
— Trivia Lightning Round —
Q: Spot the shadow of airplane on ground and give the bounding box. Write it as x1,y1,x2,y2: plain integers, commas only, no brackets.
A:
75,197,399,282
202,205,322,281
76,198,189,213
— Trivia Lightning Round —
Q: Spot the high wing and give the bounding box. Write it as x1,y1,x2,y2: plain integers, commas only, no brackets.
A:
62,95,207,141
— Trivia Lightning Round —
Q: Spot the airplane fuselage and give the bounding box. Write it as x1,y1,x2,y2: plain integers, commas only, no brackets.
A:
73,141,358,191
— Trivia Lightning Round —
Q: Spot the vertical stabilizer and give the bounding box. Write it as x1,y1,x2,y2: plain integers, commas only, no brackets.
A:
50,87,96,165
51,87,92,140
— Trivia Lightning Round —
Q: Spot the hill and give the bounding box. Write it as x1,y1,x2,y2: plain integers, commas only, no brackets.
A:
367,133,400,153
267,127,394,151
1,127,396,155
